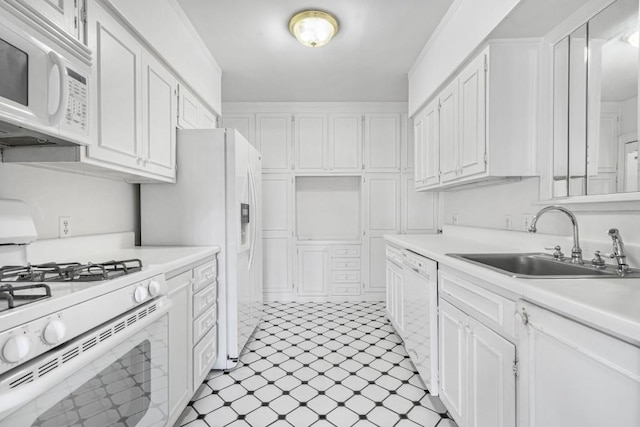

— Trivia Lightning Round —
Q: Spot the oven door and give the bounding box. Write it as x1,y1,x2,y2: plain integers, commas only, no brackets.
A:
0,298,171,427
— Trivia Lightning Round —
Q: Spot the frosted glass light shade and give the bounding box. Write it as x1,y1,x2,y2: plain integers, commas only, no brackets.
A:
289,10,339,48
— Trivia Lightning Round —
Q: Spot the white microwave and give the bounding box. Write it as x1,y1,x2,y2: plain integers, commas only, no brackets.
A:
0,9,90,147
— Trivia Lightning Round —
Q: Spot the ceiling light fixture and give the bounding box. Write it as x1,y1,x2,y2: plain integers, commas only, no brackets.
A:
289,10,339,48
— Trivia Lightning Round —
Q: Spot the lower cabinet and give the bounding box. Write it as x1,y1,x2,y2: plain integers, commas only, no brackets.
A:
438,267,516,427
385,246,404,338
166,255,218,426
296,244,362,297
517,301,640,427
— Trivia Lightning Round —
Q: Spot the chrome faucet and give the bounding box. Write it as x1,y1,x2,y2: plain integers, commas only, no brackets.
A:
607,228,629,274
529,206,583,264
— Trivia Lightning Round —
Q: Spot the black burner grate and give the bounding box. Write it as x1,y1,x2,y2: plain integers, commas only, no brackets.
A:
0,259,143,283
0,283,51,311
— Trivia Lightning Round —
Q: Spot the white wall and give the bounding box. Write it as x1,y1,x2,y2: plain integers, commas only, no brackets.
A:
0,163,138,240
442,177,640,266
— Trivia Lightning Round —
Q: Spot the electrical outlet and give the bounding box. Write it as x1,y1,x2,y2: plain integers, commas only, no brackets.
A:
452,214,459,225
59,216,71,238
523,214,533,231
504,214,512,230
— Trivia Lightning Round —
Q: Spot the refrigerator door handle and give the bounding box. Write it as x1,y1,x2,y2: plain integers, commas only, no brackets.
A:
247,166,258,270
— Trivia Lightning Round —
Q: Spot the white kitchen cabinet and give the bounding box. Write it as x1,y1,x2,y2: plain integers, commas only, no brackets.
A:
257,113,292,172
414,43,540,191
86,0,177,182
439,79,459,184
166,270,192,426
439,267,517,427
20,0,83,40
364,174,400,234
439,299,516,427
177,83,216,130
364,113,401,172
363,236,387,295
296,245,329,296
87,0,143,171
263,174,292,234
329,113,363,172
222,114,255,146
439,299,466,423
401,113,414,172
517,301,640,427
141,51,177,179
414,98,440,187
294,113,327,171
263,237,293,296
385,255,404,337
330,245,362,296
458,52,487,180
401,173,436,233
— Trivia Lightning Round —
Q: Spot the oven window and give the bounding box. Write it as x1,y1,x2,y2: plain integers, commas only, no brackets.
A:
0,38,28,106
32,340,152,427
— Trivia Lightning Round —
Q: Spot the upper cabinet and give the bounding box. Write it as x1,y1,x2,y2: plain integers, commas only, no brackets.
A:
328,113,363,173
364,113,401,172
257,113,292,172
294,113,327,172
413,43,541,191
87,0,176,182
177,83,217,130
12,0,85,42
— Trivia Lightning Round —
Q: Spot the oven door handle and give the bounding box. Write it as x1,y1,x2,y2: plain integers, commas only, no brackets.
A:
0,298,172,418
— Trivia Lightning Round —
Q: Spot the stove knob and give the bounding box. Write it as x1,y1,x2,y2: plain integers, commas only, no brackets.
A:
43,320,67,345
134,286,149,303
2,335,30,363
148,280,161,297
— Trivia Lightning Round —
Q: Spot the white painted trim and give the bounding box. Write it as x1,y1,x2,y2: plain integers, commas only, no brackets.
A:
223,102,408,114
408,0,465,78
535,193,640,209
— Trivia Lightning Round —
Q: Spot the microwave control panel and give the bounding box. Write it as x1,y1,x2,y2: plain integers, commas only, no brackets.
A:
63,67,88,132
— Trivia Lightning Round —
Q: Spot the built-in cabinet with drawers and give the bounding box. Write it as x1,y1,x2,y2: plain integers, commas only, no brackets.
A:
223,103,438,301
166,255,218,427
413,41,542,191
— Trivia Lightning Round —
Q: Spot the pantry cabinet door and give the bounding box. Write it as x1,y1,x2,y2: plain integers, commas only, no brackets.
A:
439,80,459,183
439,299,467,425
458,52,487,180
262,175,292,234
263,237,292,295
177,84,200,129
363,236,387,294
329,113,362,172
364,174,400,233
467,317,516,427
295,114,326,171
222,114,255,147
257,113,292,172
296,246,328,296
141,52,177,179
402,113,414,173
87,1,143,169
364,113,401,172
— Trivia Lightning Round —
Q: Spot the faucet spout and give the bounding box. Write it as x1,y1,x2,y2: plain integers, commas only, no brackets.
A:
529,206,583,264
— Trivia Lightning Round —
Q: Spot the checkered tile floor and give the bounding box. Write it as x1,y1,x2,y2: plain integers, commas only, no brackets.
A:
177,302,456,427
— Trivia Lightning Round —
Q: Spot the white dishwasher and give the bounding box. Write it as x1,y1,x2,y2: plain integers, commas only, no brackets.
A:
402,250,439,396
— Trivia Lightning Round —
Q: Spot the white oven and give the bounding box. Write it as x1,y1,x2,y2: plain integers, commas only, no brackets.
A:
0,297,171,427
0,8,90,146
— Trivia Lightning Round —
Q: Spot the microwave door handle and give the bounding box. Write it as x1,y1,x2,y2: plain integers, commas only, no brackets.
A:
47,51,69,126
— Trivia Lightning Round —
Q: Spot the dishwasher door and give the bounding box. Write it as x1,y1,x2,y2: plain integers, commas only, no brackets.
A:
402,252,439,396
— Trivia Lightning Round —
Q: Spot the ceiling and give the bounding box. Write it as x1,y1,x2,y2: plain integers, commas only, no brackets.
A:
176,0,455,103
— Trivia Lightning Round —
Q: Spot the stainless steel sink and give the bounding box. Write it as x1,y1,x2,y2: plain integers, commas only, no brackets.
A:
446,253,640,279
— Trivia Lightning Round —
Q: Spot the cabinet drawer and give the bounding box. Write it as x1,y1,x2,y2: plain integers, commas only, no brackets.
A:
193,260,217,292
193,283,217,319
331,271,360,283
386,245,403,266
331,245,360,258
331,283,361,296
194,303,217,344
439,269,516,339
193,325,217,388
331,258,361,270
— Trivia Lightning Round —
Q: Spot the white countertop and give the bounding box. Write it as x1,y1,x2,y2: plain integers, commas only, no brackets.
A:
385,226,640,346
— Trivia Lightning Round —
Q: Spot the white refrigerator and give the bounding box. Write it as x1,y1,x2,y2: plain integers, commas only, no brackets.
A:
141,128,262,370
